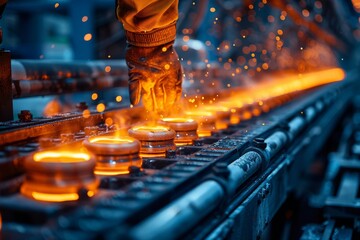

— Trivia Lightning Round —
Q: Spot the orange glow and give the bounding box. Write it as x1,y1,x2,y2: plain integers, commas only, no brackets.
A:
230,115,240,125
185,111,213,117
33,151,90,163
21,150,98,202
54,3,60,8
242,110,252,120
302,9,310,17
203,106,229,112
197,130,212,137
89,136,135,144
185,111,216,137
200,106,231,130
116,96,123,102
161,118,194,123
105,66,111,73
129,126,176,157
91,93,98,100
84,136,141,176
97,103,106,112
132,125,169,132
105,117,113,126
352,0,360,12
84,33,92,41
252,108,261,117
160,118,198,146
43,98,62,117
83,109,91,118
87,191,95,197
31,192,79,202
222,68,345,112
82,16,88,22
94,170,131,176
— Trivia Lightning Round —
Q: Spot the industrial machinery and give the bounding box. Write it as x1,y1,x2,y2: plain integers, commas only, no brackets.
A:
0,1,360,239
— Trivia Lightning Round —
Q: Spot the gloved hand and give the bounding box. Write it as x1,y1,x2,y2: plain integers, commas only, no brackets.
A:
125,41,182,115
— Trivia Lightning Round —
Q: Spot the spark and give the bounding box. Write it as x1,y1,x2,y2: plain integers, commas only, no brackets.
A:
83,109,91,118
105,118,113,126
302,9,310,17
96,103,106,113
84,33,92,41
91,93,98,100
116,96,123,102
105,66,111,73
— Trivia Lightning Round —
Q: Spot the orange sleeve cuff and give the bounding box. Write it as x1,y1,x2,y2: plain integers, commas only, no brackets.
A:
125,23,176,47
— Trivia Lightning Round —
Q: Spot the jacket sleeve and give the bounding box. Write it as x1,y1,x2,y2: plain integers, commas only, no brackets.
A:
116,0,179,47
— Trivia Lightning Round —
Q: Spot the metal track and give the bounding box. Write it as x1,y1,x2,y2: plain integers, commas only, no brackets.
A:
0,75,357,240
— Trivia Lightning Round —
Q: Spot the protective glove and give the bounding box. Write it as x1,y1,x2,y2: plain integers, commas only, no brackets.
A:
125,41,182,115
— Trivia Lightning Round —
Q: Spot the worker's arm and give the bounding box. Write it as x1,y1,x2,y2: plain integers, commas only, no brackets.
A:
116,0,182,115
116,0,178,45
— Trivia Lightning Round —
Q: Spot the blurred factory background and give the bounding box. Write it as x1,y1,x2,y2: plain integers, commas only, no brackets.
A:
2,0,360,118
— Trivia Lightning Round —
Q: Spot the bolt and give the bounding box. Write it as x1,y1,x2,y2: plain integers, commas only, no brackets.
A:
18,110,33,122
253,138,267,150
213,162,230,179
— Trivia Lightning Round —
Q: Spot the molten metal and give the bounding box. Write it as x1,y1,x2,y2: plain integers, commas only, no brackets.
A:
185,111,216,137
160,118,198,146
83,136,142,175
202,106,231,130
21,150,99,202
128,125,176,157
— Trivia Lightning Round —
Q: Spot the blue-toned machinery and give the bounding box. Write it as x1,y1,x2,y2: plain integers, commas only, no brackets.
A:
0,1,360,239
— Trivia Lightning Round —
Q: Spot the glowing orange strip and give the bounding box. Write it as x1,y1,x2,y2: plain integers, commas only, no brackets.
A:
162,118,194,123
227,68,345,105
34,151,90,163
31,192,79,202
89,137,134,144
94,170,129,176
132,126,169,132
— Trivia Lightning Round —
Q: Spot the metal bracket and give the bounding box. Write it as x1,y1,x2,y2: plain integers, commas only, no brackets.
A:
0,49,13,121
0,0,13,121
